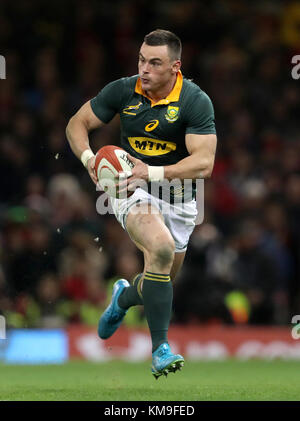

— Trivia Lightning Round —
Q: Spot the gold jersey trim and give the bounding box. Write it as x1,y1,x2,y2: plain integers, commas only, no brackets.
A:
134,71,183,107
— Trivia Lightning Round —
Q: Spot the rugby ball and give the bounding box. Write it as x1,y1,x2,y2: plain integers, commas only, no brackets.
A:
94,145,134,198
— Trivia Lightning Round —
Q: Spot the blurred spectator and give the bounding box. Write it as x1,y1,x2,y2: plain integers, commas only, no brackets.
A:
58,230,107,300
34,273,65,328
23,174,51,218
4,219,56,295
173,223,235,325
230,218,288,325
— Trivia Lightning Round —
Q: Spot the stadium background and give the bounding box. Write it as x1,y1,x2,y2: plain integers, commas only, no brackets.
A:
0,0,300,364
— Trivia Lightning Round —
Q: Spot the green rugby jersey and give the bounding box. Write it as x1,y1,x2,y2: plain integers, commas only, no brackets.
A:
90,71,216,202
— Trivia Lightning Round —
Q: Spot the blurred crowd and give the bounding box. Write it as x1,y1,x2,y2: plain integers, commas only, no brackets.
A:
0,0,300,328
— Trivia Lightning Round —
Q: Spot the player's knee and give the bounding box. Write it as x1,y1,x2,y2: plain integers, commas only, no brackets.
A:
152,237,175,268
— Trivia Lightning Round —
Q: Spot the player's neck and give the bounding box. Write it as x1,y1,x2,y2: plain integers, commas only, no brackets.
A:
146,73,177,103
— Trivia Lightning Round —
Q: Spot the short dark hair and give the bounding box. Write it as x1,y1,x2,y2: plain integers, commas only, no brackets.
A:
144,29,182,61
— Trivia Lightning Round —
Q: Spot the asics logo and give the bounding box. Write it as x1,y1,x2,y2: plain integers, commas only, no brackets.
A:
145,120,159,132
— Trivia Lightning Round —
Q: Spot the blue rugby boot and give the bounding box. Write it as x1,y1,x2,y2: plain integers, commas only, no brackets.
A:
98,279,130,339
151,342,185,379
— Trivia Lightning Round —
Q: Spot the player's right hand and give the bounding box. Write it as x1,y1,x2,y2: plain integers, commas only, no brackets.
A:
87,156,98,185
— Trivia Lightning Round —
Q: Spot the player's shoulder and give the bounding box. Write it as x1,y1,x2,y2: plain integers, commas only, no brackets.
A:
97,75,138,107
181,77,213,105
107,75,138,93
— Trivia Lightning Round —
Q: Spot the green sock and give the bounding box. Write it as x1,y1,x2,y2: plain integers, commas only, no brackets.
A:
142,271,173,353
118,273,143,309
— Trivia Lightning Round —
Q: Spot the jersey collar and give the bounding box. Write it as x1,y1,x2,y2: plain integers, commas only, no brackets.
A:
135,70,183,107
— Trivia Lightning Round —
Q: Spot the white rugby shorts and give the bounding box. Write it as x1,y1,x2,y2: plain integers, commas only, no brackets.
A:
110,187,198,252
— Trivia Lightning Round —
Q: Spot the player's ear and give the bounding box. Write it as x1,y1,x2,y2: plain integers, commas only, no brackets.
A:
172,60,181,74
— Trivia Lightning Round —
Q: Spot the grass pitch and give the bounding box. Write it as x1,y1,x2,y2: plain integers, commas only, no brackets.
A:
0,359,299,401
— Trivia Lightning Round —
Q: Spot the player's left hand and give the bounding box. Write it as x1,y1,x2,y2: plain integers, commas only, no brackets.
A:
117,153,149,194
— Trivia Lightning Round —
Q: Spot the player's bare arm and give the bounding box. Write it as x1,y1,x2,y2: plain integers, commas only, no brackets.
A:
66,101,105,184
118,133,217,192
164,133,217,180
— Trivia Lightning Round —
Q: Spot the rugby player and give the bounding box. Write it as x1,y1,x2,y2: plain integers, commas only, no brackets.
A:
66,29,217,378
